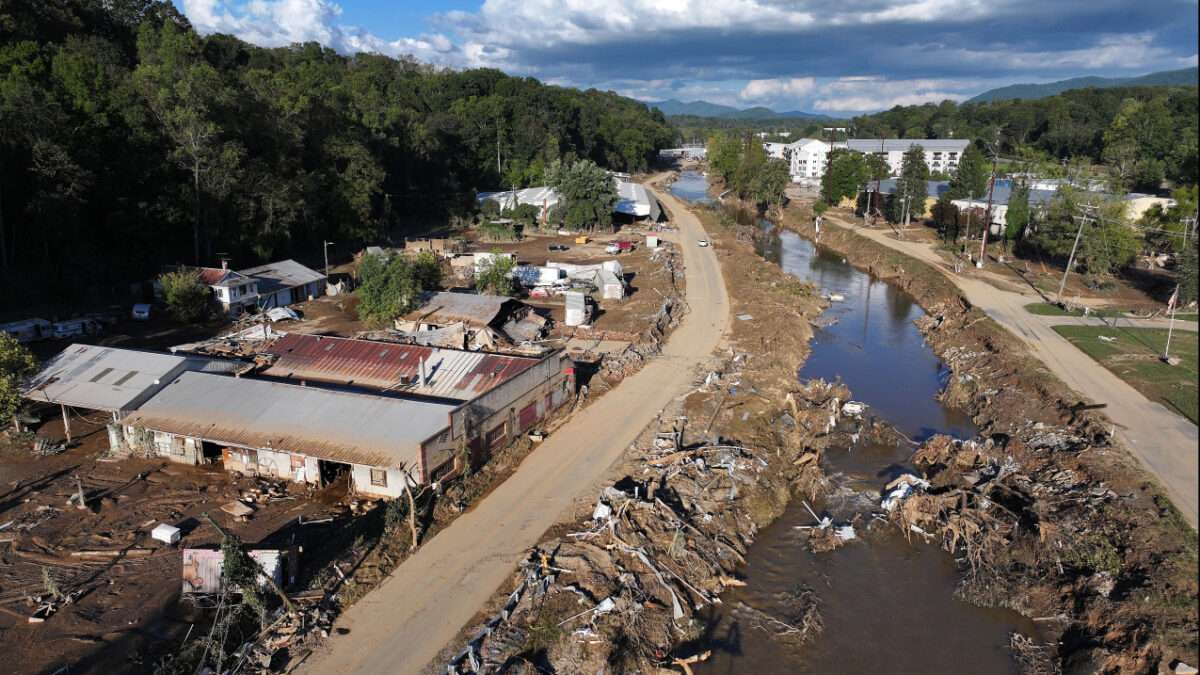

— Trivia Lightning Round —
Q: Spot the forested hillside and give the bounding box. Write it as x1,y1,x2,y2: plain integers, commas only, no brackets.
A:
0,0,674,309
849,86,1198,190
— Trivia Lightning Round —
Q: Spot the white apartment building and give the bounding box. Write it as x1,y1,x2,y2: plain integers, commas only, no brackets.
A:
844,139,970,177
784,138,833,182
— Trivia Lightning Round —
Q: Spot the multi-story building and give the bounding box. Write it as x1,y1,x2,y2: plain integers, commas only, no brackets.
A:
843,139,971,177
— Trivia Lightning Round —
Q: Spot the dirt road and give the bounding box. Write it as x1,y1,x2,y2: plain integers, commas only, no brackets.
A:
824,215,1198,528
300,183,730,674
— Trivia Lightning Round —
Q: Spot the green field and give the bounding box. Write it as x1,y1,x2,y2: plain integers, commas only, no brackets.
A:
1054,326,1198,425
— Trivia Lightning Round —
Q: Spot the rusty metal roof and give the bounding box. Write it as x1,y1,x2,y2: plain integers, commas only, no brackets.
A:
261,333,538,401
123,372,454,468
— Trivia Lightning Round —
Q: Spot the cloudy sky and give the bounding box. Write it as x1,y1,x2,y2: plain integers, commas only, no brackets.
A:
179,0,1198,116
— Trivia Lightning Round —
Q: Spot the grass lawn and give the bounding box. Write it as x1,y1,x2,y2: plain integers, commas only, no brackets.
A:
1026,302,1124,318
1054,326,1198,425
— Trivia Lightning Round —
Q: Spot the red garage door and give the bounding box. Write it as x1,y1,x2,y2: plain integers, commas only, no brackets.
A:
518,402,539,432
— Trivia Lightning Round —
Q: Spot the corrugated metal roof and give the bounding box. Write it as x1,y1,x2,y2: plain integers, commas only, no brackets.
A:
478,186,561,211
21,344,230,412
239,259,326,296
403,292,517,326
123,372,454,468
196,267,252,286
846,139,970,153
261,333,537,400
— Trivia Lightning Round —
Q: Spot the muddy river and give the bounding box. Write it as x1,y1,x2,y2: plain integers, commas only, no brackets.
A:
669,172,1035,674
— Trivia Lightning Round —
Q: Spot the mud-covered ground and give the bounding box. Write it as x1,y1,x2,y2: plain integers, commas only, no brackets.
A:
782,205,1199,673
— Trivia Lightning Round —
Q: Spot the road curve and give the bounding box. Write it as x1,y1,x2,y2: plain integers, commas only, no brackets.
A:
825,214,1198,529
299,181,731,674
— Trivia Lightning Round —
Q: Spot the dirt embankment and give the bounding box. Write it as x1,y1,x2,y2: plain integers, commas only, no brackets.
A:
782,207,1199,674
437,201,859,674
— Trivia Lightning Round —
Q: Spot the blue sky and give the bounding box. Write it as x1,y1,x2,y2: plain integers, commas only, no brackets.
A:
178,0,1199,116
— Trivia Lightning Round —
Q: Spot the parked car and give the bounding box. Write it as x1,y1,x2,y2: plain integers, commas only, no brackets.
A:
548,244,569,252
52,318,102,340
604,241,635,255
697,239,710,247
131,303,152,321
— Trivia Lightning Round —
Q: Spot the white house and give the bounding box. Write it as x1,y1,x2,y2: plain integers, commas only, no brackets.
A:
196,264,259,316
844,139,971,177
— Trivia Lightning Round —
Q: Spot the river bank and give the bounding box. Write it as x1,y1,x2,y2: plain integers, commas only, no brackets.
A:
779,203,1198,673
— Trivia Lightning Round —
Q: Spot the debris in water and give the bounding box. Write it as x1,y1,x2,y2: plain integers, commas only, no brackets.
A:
880,474,930,512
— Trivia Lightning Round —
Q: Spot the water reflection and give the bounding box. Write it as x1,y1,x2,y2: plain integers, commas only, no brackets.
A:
669,169,714,204
694,216,1031,675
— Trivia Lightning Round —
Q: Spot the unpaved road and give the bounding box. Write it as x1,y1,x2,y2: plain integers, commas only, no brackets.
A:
825,214,1199,528
300,182,730,674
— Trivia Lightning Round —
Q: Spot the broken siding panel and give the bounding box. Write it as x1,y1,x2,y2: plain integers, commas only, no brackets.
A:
181,549,292,594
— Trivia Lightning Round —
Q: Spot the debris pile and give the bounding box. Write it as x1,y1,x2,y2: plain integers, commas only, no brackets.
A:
446,379,851,673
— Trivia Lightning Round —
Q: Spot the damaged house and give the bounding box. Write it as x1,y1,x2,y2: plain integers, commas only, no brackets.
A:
396,291,549,349
238,259,326,309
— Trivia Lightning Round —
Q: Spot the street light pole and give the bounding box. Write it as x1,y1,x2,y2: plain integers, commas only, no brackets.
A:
323,240,334,278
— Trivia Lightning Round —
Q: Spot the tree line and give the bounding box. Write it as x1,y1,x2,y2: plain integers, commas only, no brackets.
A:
706,132,789,209
0,0,674,311
847,85,1198,192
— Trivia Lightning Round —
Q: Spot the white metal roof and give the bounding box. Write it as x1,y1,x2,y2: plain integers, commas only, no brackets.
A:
123,371,456,469
477,186,561,211
846,139,970,153
615,180,660,220
21,344,235,413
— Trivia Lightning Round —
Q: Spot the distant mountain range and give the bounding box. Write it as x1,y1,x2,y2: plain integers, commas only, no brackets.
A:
648,99,824,119
967,66,1198,103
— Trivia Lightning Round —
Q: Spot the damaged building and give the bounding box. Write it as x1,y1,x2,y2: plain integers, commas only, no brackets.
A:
23,335,573,498
396,291,549,349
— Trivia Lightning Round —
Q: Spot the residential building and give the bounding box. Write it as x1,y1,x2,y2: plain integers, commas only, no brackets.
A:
784,138,833,182
844,139,971,177
949,180,1059,228
196,264,260,316
238,259,326,309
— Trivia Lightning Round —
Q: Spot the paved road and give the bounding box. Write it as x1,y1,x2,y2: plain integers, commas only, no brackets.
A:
300,182,731,674
824,215,1199,529
1033,314,1198,332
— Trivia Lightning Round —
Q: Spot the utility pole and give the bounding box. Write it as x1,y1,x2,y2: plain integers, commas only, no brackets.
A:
977,134,1000,267
1056,202,1096,305
323,240,334,278
1163,284,1180,363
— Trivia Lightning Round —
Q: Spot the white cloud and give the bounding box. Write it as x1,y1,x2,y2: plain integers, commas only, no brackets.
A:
950,32,1194,72
812,76,971,112
738,77,816,104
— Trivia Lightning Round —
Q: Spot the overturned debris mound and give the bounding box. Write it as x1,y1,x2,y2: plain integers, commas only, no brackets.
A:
889,432,1197,672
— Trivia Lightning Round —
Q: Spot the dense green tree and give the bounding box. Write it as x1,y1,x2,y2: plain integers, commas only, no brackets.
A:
821,149,867,206
1179,241,1199,305
948,143,988,199
0,0,673,311
159,269,209,322
1027,187,1139,276
931,194,960,242
1005,182,1031,243
546,159,618,231
356,252,441,325
1138,185,1198,254
475,252,516,296
892,145,929,224
0,333,37,429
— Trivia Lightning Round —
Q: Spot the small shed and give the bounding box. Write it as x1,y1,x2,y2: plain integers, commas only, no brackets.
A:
564,292,589,327
182,547,299,594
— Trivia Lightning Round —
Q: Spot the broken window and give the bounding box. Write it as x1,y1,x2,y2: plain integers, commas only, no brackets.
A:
370,468,388,487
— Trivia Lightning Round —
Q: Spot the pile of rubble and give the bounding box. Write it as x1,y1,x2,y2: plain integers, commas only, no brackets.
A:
446,378,854,674
599,296,684,381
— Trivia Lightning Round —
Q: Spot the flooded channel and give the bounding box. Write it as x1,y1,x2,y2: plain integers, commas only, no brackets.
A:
669,174,1035,673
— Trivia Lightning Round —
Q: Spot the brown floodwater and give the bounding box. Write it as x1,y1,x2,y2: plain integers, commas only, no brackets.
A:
662,206,1036,674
